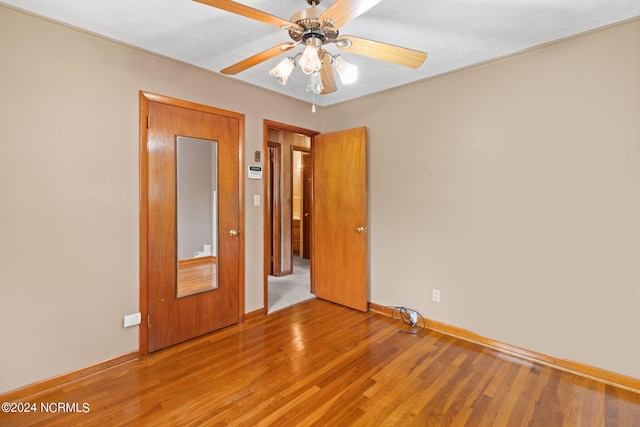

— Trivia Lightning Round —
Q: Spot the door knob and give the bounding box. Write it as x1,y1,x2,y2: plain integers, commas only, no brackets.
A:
229,229,239,236
355,226,367,233
304,213,310,217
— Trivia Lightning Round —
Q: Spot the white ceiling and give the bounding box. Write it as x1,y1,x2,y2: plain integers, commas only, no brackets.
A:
3,0,639,106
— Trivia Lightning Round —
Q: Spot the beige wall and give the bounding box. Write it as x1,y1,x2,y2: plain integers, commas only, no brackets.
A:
322,19,640,379
1,3,638,394
0,5,320,394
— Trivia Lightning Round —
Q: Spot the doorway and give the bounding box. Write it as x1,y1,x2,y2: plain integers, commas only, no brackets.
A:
263,121,317,313
263,122,369,314
140,92,244,355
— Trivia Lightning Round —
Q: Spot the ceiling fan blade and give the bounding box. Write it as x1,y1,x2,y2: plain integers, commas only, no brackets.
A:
319,0,383,28
221,42,297,75
194,0,302,31
320,52,337,94
336,35,427,68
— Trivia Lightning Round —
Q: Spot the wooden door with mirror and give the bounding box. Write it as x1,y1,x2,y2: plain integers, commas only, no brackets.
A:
140,92,244,354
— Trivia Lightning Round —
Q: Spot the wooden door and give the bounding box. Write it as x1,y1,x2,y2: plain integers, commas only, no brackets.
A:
312,127,368,311
267,143,282,276
302,153,312,260
143,94,243,353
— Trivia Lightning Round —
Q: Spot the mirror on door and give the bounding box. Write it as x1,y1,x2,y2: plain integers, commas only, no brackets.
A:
176,136,218,297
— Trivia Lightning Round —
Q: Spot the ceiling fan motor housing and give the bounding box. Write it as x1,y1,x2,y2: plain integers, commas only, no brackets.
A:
289,6,338,44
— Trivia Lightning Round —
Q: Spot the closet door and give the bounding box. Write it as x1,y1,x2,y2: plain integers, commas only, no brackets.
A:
141,92,243,353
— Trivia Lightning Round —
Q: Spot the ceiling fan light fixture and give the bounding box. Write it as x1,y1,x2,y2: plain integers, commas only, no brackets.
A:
200,0,430,103
269,57,295,85
299,38,323,74
332,55,358,85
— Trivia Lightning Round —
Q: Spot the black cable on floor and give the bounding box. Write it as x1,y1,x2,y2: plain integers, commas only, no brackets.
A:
387,306,427,334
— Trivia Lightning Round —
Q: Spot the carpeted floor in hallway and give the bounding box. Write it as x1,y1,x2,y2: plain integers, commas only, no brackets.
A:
268,256,314,313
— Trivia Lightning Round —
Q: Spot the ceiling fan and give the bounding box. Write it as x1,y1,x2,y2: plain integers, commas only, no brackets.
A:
194,0,428,96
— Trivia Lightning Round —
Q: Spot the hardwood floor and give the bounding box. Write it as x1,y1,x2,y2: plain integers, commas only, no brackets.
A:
2,299,639,426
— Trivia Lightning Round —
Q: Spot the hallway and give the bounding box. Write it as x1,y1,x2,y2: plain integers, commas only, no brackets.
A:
268,256,314,313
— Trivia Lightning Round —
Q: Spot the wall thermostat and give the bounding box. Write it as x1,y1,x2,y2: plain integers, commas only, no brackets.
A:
248,165,263,179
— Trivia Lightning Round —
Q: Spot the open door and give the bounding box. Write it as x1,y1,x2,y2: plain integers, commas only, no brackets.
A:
312,127,368,311
302,153,312,260
267,142,282,276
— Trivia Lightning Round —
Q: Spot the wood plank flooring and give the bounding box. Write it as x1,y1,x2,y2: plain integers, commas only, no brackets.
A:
2,299,639,426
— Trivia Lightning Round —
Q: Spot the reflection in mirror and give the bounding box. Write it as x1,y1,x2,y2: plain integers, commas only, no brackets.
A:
176,136,218,297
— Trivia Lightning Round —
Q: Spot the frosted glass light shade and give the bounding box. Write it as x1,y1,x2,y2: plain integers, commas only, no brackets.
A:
333,56,358,84
307,70,323,94
299,41,322,74
269,57,295,85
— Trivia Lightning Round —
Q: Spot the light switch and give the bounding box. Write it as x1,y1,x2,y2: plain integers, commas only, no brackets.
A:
253,194,261,206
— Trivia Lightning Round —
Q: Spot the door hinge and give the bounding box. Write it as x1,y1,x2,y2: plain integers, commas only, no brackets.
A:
147,313,152,328
147,116,150,129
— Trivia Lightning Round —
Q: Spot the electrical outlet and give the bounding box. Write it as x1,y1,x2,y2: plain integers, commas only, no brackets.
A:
123,312,141,328
432,289,441,303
